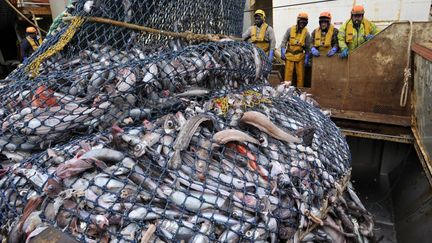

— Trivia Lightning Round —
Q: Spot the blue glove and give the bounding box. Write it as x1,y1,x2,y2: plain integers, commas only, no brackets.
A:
268,49,274,63
365,34,374,41
281,48,286,60
304,54,311,67
311,47,320,57
327,47,338,57
22,57,28,64
340,48,349,59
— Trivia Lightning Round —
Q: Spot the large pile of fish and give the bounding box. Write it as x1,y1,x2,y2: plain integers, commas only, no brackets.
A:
0,0,255,155
0,0,375,242
0,40,270,153
0,84,375,242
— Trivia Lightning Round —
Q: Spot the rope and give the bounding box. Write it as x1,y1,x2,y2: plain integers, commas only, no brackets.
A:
400,21,413,107
26,17,85,77
63,16,243,42
212,90,272,115
2,0,47,34
298,170,352,240
31,11,42,39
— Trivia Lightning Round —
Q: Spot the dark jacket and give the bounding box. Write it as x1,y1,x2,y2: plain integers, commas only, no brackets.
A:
20,35,40,61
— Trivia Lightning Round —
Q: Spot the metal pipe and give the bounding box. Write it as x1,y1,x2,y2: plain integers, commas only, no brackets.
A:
244,0,337,12
20,1,50,5
31,11,42,39
341,128,414,144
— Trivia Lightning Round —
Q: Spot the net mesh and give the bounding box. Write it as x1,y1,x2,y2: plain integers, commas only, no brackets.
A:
0,0,375,242
0,86,374,242
1,0,270,152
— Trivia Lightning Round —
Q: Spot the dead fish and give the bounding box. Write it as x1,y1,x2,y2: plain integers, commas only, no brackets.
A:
115,68,137,93
189,221,212,243
207,169,255,190
133,132,161,157
55,157,107,179
240,111,302,144
189,212,240,226
213,129,259,145
161,185,226,211
80,148,125,163
26,226,79,243
158,219,195,241
143,63,158,83
175,88,210,97
252,46,262,81
245,222,268,241
219,217,256,242
168,115,213,169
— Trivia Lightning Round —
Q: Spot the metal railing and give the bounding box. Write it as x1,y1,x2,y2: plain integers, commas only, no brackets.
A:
16,0,50,7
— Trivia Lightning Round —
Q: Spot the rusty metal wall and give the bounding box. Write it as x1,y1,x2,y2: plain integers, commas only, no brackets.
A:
309,22,432,126
413,44,432,171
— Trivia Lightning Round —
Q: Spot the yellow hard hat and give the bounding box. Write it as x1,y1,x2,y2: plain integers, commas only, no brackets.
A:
254,9,266,19
351,5,365,14
26,27,37,33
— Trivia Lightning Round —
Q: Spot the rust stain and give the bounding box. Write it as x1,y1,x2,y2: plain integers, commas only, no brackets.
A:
373,52,394,75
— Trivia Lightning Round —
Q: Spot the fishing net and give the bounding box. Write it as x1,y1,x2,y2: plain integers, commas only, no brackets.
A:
0,0,376,242
0,85,374,242
0,0,270,153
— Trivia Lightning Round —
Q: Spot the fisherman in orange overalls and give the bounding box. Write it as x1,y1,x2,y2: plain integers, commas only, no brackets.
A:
280,13,311,87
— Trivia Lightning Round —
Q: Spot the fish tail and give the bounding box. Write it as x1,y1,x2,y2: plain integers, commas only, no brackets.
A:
297,127,315,147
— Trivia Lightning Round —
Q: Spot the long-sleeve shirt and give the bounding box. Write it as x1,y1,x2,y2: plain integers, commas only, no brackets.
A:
242,24,276,50
280,26,311,54
311,27,339,50
337,18,379,50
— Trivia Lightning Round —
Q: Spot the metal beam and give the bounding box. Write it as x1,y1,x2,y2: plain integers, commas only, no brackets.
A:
244,0,336,12
330,109,411,127
412,43,432,62
341,128,414,144
20,6,51,16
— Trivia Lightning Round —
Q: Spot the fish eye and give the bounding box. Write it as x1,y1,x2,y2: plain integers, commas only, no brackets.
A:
134,144,143,151
167,120,174,128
